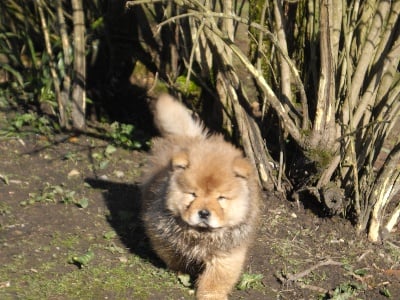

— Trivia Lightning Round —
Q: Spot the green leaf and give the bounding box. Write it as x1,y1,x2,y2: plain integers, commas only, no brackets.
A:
1,64,23,86
0,174,9,185
354,268,368,276
103,231,117,240
105,144,117,156
91,17,104,30
99,159,109,170
177,273,192,287
53,185,65,195
91,152,102,160
70,250,94,267
379,287,391,298
76,198,89,209
236,273,264,290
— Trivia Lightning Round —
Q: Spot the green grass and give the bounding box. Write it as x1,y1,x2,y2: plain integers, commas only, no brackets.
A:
0,254,190,300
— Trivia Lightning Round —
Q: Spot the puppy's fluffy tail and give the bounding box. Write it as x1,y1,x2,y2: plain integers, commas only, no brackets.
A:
154,94,206,138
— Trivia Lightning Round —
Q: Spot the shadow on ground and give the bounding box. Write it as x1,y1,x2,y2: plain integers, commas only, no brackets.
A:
85,177,164,268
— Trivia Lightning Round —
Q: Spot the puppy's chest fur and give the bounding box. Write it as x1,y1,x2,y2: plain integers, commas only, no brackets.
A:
152,209,252,261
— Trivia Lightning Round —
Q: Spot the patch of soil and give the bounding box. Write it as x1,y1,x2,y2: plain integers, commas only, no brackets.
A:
1,125,399,299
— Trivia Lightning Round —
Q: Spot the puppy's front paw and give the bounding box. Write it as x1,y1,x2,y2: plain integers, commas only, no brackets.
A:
196,292,228,300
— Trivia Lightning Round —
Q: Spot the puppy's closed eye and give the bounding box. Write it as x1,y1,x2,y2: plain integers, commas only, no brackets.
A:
217,196,227,201
172,151,189,170
187,192,197,200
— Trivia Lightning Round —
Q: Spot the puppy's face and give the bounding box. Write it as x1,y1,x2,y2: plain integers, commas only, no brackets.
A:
166,151,252,229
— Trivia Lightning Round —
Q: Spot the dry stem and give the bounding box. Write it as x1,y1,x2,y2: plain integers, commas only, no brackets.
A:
281,258,342,283
37,1,63,126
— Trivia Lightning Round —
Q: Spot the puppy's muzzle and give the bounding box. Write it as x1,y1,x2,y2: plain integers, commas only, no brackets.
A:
198,209,211,220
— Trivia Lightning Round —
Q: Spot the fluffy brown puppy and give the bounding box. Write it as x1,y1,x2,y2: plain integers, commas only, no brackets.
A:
140,94,261,300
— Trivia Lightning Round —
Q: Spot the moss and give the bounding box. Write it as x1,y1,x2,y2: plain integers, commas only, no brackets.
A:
306,147,334,170
175,75,202,98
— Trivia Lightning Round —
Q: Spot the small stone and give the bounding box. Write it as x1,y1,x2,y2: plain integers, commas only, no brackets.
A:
68,169,80,178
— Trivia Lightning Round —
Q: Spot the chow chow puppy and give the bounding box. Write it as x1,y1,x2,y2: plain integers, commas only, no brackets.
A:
140,94,260,300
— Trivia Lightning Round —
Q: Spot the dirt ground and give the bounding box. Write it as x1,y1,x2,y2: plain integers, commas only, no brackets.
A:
1,113,400,299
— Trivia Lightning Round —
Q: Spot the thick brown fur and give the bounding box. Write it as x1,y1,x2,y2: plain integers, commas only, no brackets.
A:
140,94,261,300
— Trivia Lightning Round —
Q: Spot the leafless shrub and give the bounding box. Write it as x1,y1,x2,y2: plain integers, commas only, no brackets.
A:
126,0,400,242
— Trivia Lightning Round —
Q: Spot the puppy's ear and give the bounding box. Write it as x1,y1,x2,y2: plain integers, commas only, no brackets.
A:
233,157,252,178
171,151,189,170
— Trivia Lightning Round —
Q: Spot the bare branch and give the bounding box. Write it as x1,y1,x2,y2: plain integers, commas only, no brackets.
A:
228,82,277,190
312,0,337,149
175,4,306,148
71,0,86,130
331,0,342,63
228,40,306,148
353,34,400,128
185,19,206,86
368,142,400,242
355,0,377,58
156,12,198,33
273,0,293,104
372,0,400,67
385,200,400,235
255,1,269,73
346,0,391,120
37,0,64,126
56,0,71,129
280,258,342,283
317,155,341,188
348,134,361,217
126,0,163,8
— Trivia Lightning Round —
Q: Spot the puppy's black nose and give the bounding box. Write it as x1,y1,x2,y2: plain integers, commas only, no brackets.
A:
198,209,210,219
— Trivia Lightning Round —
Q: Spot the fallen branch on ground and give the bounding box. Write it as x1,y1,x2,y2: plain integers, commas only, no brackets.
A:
276,258,343,284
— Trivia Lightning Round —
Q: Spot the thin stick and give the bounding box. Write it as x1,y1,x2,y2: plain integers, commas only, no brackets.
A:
185,19,205,88
125,0,163,8
282,258,342,283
